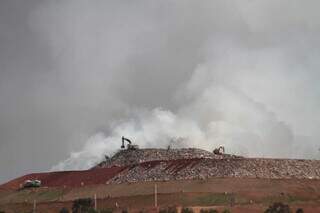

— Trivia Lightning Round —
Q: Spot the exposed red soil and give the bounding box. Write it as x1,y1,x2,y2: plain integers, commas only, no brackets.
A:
165,158,202,172
1,159,203,190
139,158,202,172
0,166,127,190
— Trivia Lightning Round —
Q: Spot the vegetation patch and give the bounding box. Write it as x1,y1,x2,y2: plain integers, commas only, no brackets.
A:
262,194,308,205
35,189,64,201
196,193,244,206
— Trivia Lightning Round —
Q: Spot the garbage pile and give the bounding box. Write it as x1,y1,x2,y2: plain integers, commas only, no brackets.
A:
93,148,320,184
109,158,320,184
94,148,241,168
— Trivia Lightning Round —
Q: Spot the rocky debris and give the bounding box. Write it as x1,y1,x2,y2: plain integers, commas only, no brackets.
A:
109,158,320,184
91,148,320,185
94,148,241,169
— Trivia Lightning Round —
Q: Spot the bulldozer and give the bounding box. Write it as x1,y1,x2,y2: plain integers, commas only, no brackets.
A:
121,136,139,150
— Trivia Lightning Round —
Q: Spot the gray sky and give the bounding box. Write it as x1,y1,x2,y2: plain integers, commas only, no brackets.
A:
1,0,320,183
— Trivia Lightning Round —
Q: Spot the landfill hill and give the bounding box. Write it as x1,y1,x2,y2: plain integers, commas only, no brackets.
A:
1,148,320,213
2,148,320,190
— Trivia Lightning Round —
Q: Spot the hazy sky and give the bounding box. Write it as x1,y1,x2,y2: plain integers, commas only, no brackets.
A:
1,0,320,183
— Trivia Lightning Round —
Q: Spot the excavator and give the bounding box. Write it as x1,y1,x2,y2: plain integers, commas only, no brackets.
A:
121,136,139,150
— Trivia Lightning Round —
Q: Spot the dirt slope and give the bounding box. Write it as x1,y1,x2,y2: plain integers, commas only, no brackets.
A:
0,166,126,190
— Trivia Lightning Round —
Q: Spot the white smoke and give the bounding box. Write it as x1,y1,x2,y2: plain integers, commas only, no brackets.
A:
27,1,320,171
2,0,320,184
52,42,320,170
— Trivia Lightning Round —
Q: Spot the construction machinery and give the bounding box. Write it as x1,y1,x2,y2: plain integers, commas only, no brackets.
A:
213,146,225,155
121,136,139,150
23,179,41,188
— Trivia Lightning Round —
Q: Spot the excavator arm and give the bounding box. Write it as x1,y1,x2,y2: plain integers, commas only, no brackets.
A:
121,136,139,150
121,136,132,149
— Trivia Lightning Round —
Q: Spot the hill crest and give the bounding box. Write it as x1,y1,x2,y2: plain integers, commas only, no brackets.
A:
94,148,241,168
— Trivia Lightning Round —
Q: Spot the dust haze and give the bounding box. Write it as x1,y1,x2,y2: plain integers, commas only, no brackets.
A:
1,0,320,182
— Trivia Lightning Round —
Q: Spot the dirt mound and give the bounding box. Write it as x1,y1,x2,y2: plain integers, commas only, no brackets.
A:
0,166,126,190
94,148,241,168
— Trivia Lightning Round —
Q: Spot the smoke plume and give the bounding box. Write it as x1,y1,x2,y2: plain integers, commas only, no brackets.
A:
53,41,319,170
1,1,320,180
